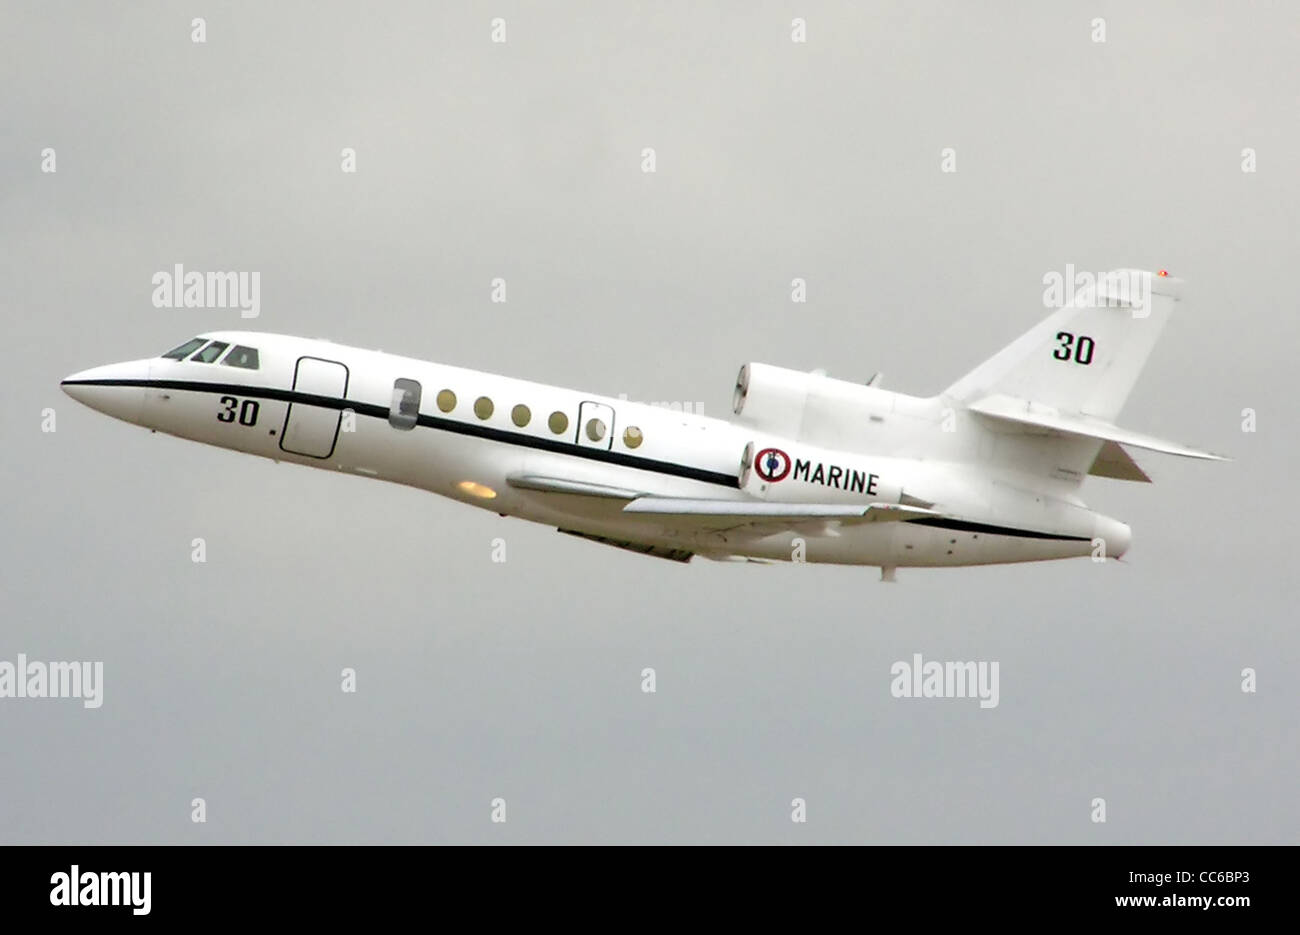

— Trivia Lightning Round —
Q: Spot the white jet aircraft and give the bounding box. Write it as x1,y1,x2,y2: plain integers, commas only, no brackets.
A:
62,270,1224,577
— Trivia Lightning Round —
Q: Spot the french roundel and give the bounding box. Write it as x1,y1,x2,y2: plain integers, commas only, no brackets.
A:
754,447,792,483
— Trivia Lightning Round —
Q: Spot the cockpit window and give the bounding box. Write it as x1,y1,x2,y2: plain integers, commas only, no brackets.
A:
161,337,207,360
190,341,229,363
220,345,260,370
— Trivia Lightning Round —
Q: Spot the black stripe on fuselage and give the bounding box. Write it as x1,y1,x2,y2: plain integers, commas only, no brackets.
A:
904,517,1091,542
61,377,741,489
63,377,1093,542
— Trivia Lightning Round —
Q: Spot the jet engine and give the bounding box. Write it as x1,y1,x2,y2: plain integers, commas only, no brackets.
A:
738,437,907,505
732,362,932,449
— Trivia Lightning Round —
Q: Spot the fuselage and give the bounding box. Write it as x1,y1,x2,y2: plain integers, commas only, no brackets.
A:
61,331,1131,568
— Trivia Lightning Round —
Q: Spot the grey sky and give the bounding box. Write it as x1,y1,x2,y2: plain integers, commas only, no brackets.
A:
1,1,1296,843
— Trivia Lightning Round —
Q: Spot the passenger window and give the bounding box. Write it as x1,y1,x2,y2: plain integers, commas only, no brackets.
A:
623,426,643,449
474,397,494,420
436,389,456,412
389,379,421,430
585,418,607,442
161,337,206,360
548,411,569,435
190,341,229,363
220,345,260,370
511,404,531,427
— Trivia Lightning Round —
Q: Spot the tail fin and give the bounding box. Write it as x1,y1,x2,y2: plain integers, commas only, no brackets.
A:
943,270,1226,484
944,269,1177,422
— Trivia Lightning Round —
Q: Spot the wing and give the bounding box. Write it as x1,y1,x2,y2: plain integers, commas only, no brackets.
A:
507,471,940,537
621,497,941,533
506,474,645,499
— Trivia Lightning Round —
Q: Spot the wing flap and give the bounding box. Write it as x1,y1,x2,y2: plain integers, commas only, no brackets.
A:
557,528,694,562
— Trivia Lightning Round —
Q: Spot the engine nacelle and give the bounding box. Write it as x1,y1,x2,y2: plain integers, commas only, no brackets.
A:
739,437,907,505
732,363,816,437
732,362,937,450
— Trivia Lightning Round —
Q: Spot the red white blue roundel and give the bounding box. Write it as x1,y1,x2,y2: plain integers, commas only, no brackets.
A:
754,447,792,483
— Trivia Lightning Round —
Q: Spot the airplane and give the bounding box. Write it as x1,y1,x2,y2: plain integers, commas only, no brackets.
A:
61,269,1225,578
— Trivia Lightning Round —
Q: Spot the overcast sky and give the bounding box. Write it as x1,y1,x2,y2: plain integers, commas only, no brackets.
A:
2,1,1296,843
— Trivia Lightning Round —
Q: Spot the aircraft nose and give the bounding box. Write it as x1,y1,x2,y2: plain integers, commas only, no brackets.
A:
61,359,152,426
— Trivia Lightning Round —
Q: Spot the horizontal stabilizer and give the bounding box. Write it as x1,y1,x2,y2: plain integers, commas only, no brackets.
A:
968,394,1228,461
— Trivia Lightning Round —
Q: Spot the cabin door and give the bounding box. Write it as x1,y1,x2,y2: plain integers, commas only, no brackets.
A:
280,357,349,459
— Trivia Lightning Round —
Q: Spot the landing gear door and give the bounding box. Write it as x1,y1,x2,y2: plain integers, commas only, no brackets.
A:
576,401,615,451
